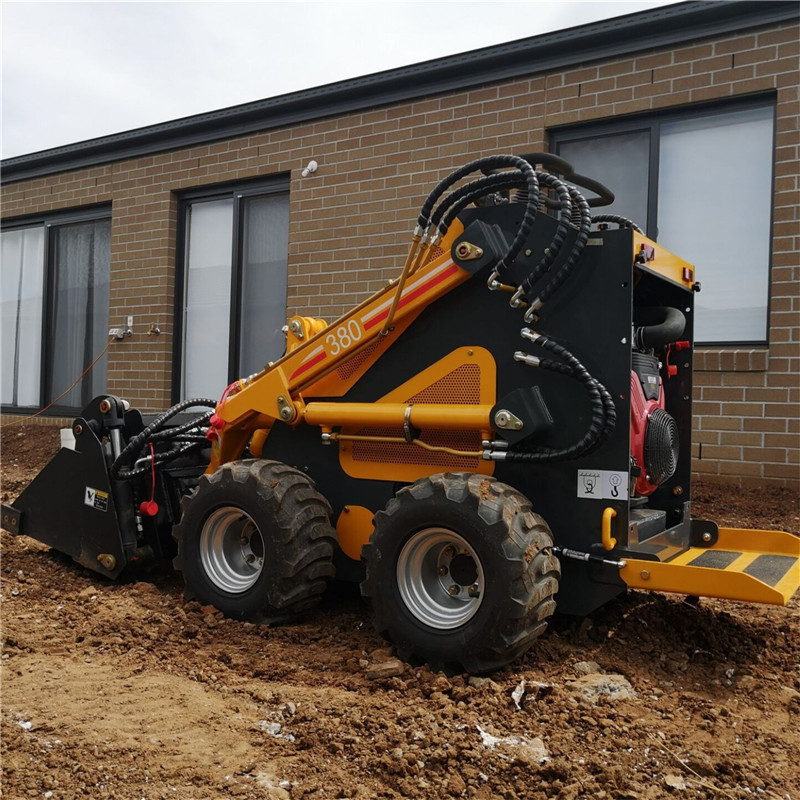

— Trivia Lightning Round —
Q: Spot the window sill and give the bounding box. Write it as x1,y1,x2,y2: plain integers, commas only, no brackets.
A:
694,349,768,372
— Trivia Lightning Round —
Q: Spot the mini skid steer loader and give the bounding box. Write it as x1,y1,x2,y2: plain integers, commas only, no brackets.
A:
4,153,798,674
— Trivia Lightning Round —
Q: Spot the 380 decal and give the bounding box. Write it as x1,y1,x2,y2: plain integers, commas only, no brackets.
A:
325,319,363,355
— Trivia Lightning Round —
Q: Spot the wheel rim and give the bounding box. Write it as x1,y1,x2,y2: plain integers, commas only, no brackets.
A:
199,506,265,593
396,528,485,630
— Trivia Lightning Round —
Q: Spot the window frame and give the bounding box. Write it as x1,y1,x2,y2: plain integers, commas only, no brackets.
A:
172,176,290,403
549,95,777,348
1,204,113,415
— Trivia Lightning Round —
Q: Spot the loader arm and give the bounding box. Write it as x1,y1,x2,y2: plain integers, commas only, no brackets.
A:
208,220,478,470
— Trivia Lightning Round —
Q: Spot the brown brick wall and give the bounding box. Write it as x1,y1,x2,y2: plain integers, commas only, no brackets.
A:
2,19,798,486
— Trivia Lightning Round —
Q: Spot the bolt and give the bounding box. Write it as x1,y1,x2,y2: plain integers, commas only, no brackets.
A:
673,486,684,496
438,566,449,576
467,584,480,598
447,584,461,596
280,407,293,420
99,399,111,414
442,545,456,560
97,554,116,570
702,532,713,543
245,554,256,564
73,424,83,437
640,570,650,580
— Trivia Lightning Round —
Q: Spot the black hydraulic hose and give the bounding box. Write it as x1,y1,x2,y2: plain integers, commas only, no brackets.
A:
508,334,616,462
418,155,539,273
534,185,592,307
148,412,214,442
532,357,617,451
116,440,209,480
592,214,644,234
417,154,536,229
438,170,578,304
519,174,574,297
110,397,216,480
433,172,527,234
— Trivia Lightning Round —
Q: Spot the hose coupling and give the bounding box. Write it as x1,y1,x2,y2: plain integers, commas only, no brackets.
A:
513,351,540,367
519,328,542,344
509,286,526,308
524,298,543,322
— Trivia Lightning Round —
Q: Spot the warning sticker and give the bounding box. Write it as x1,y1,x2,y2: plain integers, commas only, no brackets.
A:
84,487,109,512
577,469,628,500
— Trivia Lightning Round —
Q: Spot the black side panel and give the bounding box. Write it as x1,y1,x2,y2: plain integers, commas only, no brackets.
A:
262,213,694,617
4,425,127,579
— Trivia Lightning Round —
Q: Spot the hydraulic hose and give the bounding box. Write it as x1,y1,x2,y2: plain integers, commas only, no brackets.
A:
592,214,643,234
110,398,216,481
418,155,539,274
509,333,616,462
436,170,580,311
517,173,574,298
432,172,526,235
530,185,592,310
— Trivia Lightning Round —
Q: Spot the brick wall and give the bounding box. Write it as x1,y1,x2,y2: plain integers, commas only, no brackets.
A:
2,19,798,486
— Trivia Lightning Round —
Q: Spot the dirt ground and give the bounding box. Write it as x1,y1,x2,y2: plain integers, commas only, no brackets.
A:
1,425,798,800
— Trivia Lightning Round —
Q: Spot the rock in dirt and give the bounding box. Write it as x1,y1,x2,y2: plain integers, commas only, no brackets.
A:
365,658,405,679
477,725,549,765
468,676,499,690
664,774,687,790
779,686,800,707
570,673,636,703
511,680,526,709
574,660,602,675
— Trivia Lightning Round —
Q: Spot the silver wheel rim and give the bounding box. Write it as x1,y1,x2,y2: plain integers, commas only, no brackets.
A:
396,528,485,629
199,506,264,593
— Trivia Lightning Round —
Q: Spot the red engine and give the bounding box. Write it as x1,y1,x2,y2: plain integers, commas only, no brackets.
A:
630,352,679,496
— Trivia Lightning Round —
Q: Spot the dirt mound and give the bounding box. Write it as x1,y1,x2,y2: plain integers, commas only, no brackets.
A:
2,425,798,799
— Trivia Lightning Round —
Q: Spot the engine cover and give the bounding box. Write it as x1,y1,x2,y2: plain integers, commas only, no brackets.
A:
630,354,679,496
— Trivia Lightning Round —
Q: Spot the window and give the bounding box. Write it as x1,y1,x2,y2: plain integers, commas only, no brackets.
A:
551,100,775,345
176,179,290,401
1,209,111,412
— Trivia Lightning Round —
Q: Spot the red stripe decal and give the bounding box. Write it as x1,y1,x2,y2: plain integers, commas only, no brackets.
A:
363,264,460,330
290,350,328,381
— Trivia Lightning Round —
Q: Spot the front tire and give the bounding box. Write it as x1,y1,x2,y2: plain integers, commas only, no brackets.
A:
173,459,336,621
361,473,560,674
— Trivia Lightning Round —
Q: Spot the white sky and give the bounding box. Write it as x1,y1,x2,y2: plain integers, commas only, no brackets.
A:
1,0,684,159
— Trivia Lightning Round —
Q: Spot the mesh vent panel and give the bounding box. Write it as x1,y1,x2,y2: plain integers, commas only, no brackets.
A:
425,245,445,263
406,364,481,405
350,428,481,467
336,340,383,381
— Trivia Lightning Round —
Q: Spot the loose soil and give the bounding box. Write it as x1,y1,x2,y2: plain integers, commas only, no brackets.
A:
2,425,798,800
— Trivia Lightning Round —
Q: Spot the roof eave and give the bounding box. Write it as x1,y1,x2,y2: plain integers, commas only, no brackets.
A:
2,1,796,184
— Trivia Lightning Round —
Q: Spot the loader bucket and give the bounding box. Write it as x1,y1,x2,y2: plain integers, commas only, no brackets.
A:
1,418,130,579
620,525,800,605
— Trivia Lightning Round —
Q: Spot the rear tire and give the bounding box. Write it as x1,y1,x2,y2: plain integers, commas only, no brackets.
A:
361,473,560,674
173,459,336,621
